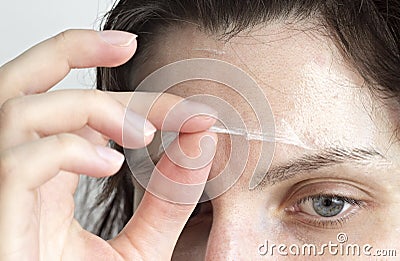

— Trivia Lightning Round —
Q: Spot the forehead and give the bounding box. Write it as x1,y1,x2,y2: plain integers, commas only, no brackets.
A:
136,22,397,156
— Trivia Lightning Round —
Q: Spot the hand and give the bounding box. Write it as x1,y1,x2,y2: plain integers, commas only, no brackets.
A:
0,29,217,260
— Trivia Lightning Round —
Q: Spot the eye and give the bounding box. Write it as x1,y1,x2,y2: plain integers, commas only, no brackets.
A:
286,194,366,229
301,195,351,217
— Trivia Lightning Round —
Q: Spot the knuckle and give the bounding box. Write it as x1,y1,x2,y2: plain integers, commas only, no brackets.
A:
0,97,22,127
53,30,70,45
88,89,106,100
53,30,71,66
0,151,17,185
54,133,79,151
86,89,111,106
53,133,89,154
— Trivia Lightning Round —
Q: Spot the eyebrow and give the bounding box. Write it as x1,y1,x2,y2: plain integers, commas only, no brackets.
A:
259,147,385,186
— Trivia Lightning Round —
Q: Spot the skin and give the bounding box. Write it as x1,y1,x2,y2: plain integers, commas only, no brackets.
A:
132,22,400,260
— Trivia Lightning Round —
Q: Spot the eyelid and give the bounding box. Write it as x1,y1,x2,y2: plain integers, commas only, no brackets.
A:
281,178,375,209
297,194,363,206
286,199,363,229
293,195,358,216
281,181,373,229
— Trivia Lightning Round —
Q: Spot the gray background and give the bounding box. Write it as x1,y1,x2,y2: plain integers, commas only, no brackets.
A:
0,0,116,90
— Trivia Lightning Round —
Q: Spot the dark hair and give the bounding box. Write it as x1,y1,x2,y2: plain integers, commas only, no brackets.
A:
86,0,400,239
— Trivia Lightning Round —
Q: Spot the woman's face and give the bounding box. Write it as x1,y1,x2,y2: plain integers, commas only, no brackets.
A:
134,22,400,259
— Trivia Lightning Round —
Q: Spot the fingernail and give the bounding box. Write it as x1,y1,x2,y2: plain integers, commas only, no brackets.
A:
126,110,157,137
199,115,217,122
162,100,218,131
182,100,218,119
98,30,137,47
95,146,125,165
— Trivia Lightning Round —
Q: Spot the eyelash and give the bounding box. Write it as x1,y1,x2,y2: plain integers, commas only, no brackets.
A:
288,194,366,229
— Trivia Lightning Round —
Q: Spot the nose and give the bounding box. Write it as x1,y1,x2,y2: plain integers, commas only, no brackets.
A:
205,216,256,260
204,196,273,261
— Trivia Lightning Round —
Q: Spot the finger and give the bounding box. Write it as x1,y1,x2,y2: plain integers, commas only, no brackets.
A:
0,90,156,150
71,126,109,146
0,90,217,150
0,133,124,190
111,91,218,133
110,131,217,260
0,29,137,104
0,134,124,259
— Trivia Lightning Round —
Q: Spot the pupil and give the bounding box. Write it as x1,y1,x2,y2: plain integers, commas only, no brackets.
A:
322,198,332,207
312,196,344,217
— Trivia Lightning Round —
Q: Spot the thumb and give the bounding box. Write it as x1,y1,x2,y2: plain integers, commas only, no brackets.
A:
110,131,217,260
0,29,137,104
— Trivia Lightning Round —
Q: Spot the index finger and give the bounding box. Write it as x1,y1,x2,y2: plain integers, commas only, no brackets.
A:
110,131,218,260
0,29,137,105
